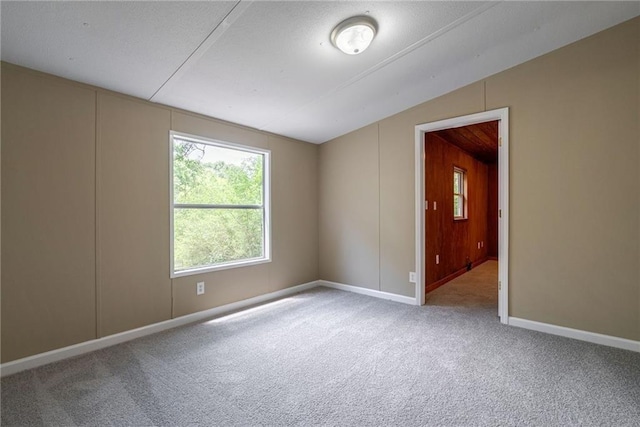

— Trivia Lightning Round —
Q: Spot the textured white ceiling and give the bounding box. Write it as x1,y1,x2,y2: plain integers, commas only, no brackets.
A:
2,1,639,143
1,1,237,99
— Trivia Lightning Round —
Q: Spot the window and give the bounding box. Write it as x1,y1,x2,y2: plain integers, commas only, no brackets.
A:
170,132,270,277
453,167,466,220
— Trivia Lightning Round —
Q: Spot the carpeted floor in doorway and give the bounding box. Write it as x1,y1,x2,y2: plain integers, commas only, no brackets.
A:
2,261,639,426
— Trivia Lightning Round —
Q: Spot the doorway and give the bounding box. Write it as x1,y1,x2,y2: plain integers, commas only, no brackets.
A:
424,122,498,291
414,108,509,324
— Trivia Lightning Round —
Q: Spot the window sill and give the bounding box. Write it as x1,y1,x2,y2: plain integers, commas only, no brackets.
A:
454,218,468,222
171,257,271,278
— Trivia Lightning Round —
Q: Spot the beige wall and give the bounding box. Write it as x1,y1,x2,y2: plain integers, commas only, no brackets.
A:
1,17,638,363
319,17,639,340
97,94,172,337
320,82,485,297
1,67,97,361
318,123,379,290
171,112,319,317
485,17,639,341
1,64,318,362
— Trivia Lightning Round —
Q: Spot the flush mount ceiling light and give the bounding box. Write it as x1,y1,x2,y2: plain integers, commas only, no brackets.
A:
330,16,377,55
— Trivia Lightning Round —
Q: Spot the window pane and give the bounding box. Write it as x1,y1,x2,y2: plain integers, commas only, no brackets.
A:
174,139,263,205
174,208,263,271
454,195,462,217
454,171,460,193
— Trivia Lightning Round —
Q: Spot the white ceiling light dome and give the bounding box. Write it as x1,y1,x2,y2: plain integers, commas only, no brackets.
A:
330,16,377,55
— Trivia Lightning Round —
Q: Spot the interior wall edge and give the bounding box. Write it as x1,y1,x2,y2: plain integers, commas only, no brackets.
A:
317,123,381,290
319,280,416,306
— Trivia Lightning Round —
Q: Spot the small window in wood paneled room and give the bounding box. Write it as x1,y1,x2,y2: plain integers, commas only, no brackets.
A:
453,167,467,220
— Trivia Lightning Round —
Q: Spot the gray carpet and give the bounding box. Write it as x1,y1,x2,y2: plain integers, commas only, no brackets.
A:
2,261,640,426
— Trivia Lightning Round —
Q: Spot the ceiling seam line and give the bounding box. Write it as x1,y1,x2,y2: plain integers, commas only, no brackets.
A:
148,0,251,102
257,0,502,132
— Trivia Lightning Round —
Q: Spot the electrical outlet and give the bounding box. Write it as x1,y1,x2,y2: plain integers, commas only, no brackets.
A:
409,272,416,283
196,282,205,295
435,255,439,265
478,242,481,249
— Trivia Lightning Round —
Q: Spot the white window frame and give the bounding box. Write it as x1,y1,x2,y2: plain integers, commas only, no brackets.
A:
453,166,467,220
169,131,271,278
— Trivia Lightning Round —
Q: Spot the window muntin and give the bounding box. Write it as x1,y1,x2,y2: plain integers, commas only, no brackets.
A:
453,167,466,220
171,132,270,277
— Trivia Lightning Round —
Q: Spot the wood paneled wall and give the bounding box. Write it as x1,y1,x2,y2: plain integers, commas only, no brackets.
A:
424,133,491,289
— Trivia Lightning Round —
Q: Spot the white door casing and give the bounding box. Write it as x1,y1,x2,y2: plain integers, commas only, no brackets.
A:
414,107,509,323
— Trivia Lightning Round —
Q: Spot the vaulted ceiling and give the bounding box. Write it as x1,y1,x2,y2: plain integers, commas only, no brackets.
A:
2,1,638,144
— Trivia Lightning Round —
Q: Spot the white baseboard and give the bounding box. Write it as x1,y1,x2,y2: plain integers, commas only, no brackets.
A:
0,280,320,377
509,317,640,352
320,280,417,305
7,282,633,377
